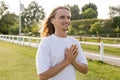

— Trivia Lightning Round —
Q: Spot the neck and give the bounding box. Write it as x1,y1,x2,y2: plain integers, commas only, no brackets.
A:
54,31,67,38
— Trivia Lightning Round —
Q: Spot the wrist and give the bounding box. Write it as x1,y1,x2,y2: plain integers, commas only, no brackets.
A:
72,61,76,65
64,59,71,65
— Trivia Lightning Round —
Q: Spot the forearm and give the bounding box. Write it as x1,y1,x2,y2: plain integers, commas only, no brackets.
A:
72,62,88,74
39,59,70,80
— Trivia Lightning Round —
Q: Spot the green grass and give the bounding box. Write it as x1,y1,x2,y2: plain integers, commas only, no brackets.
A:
76,60,120,80
0,40,120,80
81,44,120,56
78,37,120,44
0,41,38,80
76,36,120,56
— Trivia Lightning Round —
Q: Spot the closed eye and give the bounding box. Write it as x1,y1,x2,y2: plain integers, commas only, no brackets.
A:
67,16,71,20
60,16,65,19
59,15,71,20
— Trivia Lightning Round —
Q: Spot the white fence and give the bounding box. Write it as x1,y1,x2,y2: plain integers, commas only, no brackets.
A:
0,35,120,62
0,35,42,48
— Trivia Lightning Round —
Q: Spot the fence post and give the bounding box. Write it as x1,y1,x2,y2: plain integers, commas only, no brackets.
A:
79,36,82,41
28,37,31,46
36,37,38,47
22,36,24,45
5,35,7,41
12,36,14,43
8,35,10,42
0,35,1,40
100,42,104,61
9,35,11,42
17,36,19,44
0,35,1,39
6,35,7,41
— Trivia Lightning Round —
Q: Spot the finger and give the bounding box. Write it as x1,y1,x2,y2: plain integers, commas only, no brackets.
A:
73,45,77,51
70,44,74,50
72,46,78,54
70,44,76,52
74,51,79,57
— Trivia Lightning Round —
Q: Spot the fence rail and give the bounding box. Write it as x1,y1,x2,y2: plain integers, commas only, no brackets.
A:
0,35,120,62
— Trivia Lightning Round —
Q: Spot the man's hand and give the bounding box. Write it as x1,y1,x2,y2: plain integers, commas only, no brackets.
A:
65,44,79,64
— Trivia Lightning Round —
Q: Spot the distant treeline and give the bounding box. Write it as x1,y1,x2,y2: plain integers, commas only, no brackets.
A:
68,18,120,38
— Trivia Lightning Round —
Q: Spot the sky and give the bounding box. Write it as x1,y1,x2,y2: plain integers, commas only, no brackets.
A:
1,0,120,19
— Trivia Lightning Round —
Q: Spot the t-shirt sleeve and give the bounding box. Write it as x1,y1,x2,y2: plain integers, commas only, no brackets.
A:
36,38,51,75
76,42,88,65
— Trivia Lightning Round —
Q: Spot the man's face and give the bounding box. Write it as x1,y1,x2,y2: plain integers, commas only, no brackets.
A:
51,9,71,32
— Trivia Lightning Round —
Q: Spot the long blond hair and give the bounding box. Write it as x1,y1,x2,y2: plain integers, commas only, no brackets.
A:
40,6,70,37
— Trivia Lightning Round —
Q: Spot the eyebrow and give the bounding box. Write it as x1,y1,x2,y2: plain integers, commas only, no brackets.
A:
59,15,71,18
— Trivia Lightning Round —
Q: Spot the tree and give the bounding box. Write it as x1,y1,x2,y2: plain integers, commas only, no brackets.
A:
31,21,39,36
0,13,18,34
81,8,97,19
78,24,87,34
90,22,103,35
109,6,120,18
0,1,8,18
115,26,120,37
66,4,81,20
115,26,120,33
8,24,19,35
21,1,45,33
81,3,98,18
112,16,120,28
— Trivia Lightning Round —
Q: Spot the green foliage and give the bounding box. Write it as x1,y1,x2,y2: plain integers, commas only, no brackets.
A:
0,1,8,17
23,26,30,34
90,21,103,35
68,18,118,37
82,3,97,12
0,1,18,34
69,19,106,35
109,6,120,18
66,3,98,20
0,13,18,34
8,25,19,35
21,1,45,33
112,16,120,28
66,4,81,20
31,22,39,36
115,26,120,33
82,2,98,18
78,24,87,34
0,1,119,37
81,8,97,19
0,1,45,35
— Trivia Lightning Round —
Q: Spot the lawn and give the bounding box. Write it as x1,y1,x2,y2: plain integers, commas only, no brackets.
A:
76,36,120,56
81,44,120,56
0,41,38,80
0,40,120,80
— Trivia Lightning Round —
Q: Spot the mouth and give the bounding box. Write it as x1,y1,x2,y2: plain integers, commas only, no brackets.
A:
62,23,70,26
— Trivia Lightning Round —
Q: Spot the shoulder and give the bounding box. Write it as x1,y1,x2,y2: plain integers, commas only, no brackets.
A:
68,36,79,43
40,36,52,45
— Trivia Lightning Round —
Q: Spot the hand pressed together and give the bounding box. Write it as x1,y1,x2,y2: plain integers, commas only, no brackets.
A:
65,44,79,64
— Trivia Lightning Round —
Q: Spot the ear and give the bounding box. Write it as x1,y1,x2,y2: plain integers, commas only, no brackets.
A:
51,18,55,24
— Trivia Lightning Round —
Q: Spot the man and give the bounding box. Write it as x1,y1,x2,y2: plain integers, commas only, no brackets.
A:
36,6,88,80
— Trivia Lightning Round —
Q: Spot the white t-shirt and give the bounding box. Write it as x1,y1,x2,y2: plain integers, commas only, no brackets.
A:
36,34,88,80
